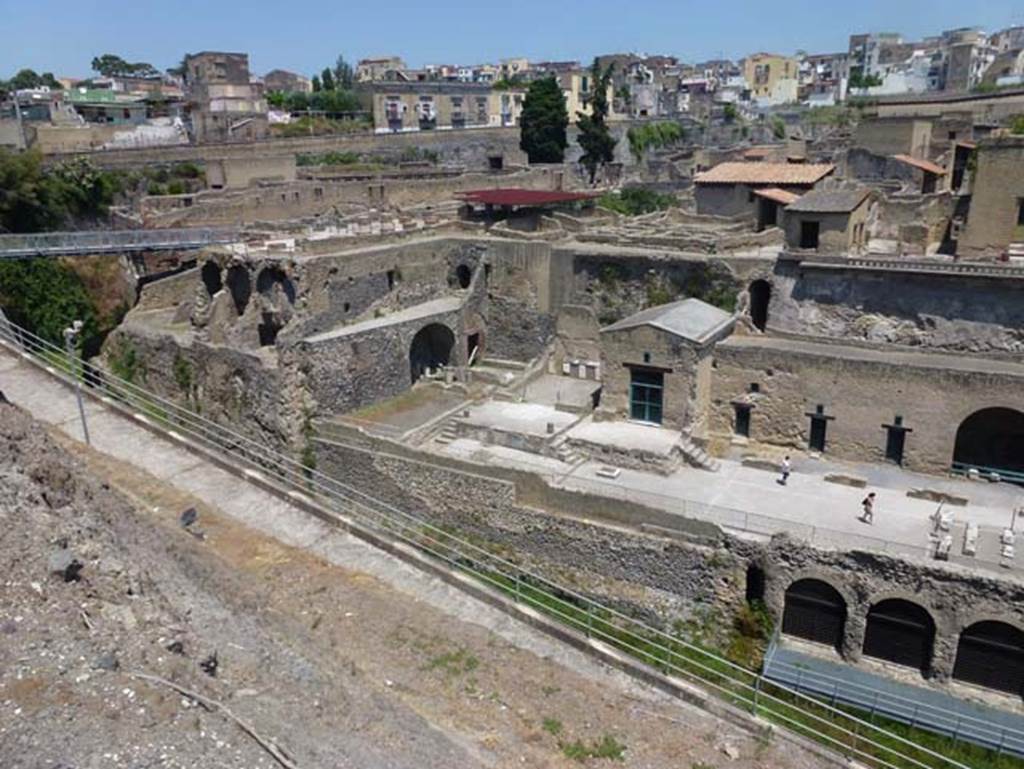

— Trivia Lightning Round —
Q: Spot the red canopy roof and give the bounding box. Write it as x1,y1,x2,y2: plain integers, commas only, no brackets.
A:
456,188,600,207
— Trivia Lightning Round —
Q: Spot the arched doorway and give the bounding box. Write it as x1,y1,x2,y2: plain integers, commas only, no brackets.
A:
953,408,1024,479
409,323,455,384
782,579,847,650
953,621,1024,697
455,264,472,289
201,261,222,296
863,599,935,674
749,280,771,332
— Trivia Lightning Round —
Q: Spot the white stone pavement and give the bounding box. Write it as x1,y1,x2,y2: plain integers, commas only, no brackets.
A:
439,434,1023,576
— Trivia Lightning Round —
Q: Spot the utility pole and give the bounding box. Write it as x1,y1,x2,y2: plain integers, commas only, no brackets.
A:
63,320,90,446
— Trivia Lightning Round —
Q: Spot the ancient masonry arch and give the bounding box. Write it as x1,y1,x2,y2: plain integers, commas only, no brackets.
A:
409,322,456,384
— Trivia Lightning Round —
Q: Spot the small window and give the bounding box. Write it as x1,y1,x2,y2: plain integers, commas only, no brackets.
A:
948,131,957,140
1017,199,1024,227
749,383,760,393
643,352,651,363
387,269,396,290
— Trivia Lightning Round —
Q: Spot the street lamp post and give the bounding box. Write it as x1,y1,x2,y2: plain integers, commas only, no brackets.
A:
63,320,90,446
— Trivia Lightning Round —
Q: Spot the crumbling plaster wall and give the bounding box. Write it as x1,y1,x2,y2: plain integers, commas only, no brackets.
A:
708,338,1024,473
767,260,1024,353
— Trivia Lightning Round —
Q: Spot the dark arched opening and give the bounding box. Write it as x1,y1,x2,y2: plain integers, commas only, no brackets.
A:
953,621,1024,697
863,599,935,674
409,323,455,384
455,264,472,290
782,578,847,650
749,280,770,332
256,266,296,304
745,564,765,602
201,261,222,296
225,265,251,316
953,408,1024,480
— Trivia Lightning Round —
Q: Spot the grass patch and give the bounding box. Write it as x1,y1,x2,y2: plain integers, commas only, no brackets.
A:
423,647,479,677
542,717,563,736
598,187,677,216
561,734,626,762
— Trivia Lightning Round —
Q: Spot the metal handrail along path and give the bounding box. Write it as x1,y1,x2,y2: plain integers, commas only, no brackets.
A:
0,316,991,769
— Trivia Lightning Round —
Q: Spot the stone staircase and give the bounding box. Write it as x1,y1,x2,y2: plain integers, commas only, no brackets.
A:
675,436,721,473
553,438,584,466
432,418,460,445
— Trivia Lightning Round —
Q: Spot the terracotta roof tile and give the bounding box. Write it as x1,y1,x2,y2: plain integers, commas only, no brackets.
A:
892,154,946,176
753,187,801,205
694,162,834,186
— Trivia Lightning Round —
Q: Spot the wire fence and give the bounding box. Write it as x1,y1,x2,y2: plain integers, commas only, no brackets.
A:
0,228,239,258
0,314,1011,769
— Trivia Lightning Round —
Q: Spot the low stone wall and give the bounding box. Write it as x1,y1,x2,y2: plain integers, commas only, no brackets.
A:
311,426,1024,688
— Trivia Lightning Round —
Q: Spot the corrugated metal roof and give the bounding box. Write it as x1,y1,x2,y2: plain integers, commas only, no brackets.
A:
601,298,734,344
787,187,870,213
456,188,600,206
892,154,946,176
753,187,801,205
694,162,834,186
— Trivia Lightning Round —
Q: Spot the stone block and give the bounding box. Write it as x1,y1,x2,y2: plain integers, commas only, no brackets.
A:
823,473,867,488
906,488,969,506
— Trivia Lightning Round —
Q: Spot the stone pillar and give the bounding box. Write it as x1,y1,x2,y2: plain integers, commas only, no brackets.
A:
842,609,867,663
929,628,958,683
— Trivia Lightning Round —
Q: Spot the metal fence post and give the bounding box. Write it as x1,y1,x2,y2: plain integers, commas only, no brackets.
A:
63,321,90,446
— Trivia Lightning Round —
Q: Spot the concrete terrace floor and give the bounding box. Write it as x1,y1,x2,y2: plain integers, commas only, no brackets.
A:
436,428,1023,578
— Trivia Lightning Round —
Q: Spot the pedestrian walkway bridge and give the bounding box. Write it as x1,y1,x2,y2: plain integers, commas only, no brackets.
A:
0,227,239,259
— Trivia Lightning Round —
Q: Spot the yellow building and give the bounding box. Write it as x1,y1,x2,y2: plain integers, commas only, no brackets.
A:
557,70,623,124
743,53,799,105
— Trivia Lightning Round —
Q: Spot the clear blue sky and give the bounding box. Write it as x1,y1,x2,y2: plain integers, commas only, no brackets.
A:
3,0,1023,79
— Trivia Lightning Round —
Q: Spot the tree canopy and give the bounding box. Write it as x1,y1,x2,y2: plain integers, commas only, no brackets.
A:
91,54,159,79
334,56,354,89
0,150,123,234
519,77,569,164
2,69,62,92
576,60,617,184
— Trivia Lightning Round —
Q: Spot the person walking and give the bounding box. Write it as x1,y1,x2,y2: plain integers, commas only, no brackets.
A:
778,455,791,486
860,492,876,524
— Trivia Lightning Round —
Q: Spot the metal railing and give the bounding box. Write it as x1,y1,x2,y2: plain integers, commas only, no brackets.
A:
952,461,1024,487
0,228,239,258
0,316,1000,769
764,638,1024,758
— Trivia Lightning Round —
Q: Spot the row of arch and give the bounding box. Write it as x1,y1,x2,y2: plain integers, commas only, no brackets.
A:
782,578,1024,698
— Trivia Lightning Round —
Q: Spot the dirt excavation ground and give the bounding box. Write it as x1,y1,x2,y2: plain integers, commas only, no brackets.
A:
0,395,833,769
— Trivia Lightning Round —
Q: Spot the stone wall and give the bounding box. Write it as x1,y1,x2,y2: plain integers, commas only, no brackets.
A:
312,428,1024,688
48,126,526,170
959,137,1024,257
709,337,1024,473
142,166,564,228
598,324,711,434
766,259,1024,353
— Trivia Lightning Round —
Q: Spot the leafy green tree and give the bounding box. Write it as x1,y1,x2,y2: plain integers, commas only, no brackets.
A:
0,258,99,347
311,74,321,92
320,67,335,91
334,55,354,89
519,76,569,164
576,59,616,184
7,68,59,90
626,121,684,162
1010,115,1024,135
91,54,158,78
771,116,786,139
0,150,122,233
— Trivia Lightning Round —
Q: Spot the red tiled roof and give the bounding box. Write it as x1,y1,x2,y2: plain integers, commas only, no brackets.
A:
456,188,600,206
892,154,946,176
753,187,801,205
694,162,834,186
